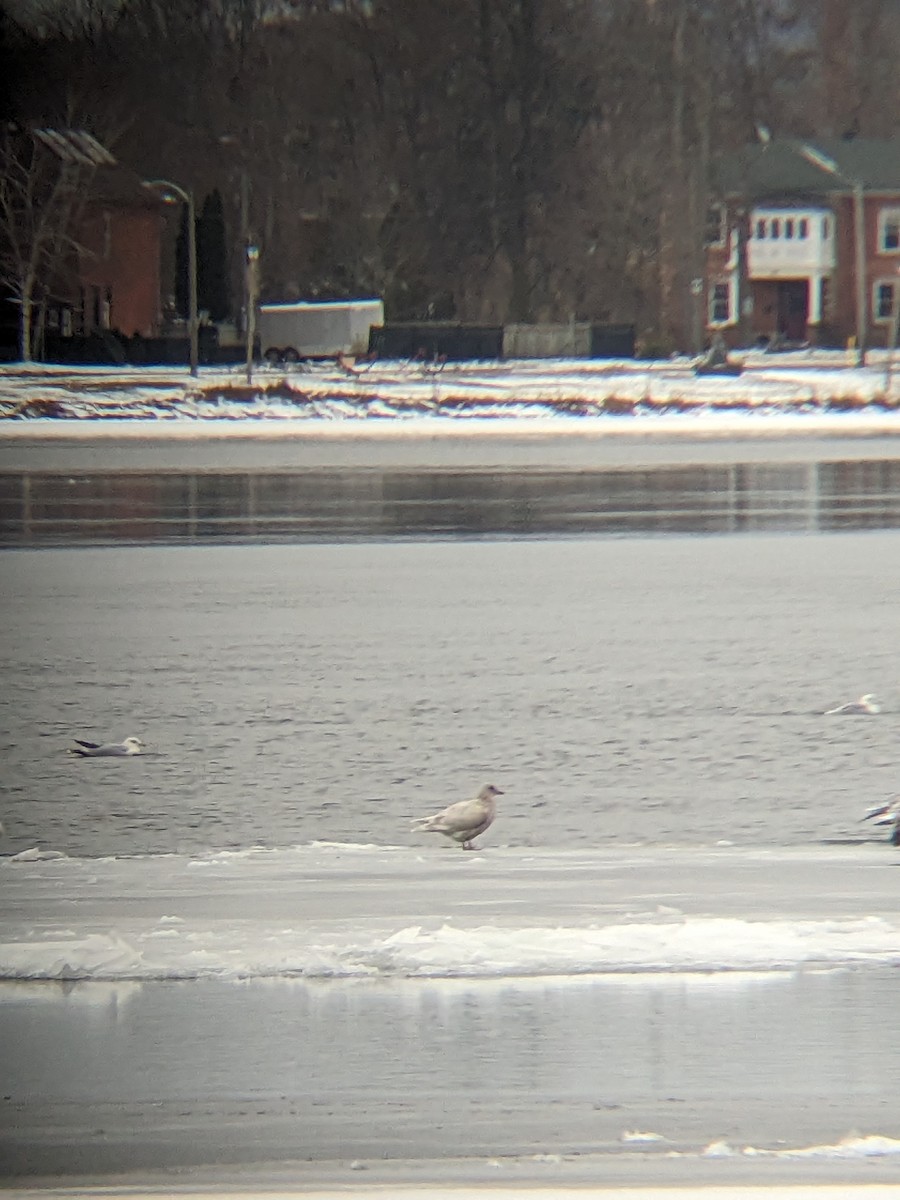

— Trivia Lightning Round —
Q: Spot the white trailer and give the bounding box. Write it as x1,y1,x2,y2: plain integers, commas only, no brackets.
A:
258,299,384,363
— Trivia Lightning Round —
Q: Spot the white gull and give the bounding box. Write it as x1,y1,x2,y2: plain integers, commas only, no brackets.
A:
862,797,900,846
67,736,146,758
412,783,502,850
824,694,880,715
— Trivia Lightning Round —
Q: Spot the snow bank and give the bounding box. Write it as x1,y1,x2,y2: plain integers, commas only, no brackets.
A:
1,353,898,430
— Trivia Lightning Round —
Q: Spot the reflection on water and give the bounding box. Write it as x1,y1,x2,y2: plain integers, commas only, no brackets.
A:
2,460,900,543
1,969,896,1171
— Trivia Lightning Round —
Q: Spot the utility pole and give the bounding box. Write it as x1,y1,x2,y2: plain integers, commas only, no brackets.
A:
245,244,260,385
143,178,199,376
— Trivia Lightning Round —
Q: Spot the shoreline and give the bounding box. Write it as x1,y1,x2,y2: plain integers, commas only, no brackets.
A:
3,410,900,440
3,414,900,474
2,354,900,469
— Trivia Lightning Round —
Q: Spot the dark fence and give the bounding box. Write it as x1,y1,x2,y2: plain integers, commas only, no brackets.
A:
33,320,635,366
41,328,245,367
590,324,636,357
369,321,634,361
369,323,504,362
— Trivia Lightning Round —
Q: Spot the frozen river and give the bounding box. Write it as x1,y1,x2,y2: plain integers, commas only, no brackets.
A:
1,533,899,857
1,435,900,1190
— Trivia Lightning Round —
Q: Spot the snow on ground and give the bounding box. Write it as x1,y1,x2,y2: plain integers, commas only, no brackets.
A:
1,350,899,431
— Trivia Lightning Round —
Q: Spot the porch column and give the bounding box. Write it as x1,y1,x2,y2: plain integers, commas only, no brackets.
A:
807,274,823,326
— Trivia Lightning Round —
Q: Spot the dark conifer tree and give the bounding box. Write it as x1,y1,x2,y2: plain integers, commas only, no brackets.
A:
198,189,230,321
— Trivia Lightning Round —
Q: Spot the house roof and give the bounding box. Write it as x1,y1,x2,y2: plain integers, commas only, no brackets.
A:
712,137,900,199
88,164,168,209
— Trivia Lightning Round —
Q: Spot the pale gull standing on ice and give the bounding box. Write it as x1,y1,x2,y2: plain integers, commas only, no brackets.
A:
862,797,900,846
412,783,503,850
67,736,146,758
824,694,881,715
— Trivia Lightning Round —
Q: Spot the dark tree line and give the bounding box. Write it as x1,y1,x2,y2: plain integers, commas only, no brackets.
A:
3,0,900,349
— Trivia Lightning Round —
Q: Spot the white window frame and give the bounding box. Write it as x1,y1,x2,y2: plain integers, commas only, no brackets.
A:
878,207,900,254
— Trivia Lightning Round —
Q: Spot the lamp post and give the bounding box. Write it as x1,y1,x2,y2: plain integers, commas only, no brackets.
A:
143,178,198,377
245,244,260,385
795,144,867,367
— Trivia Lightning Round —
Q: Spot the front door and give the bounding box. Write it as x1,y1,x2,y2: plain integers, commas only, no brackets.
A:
777,280,809,341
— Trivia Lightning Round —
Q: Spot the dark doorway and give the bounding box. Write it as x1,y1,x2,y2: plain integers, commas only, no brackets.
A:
777,280,809,341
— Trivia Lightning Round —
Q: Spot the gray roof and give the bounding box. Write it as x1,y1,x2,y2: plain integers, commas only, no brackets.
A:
712,137,900,199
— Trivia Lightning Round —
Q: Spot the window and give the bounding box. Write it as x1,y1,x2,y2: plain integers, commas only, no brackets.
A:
771,218,781,238
710,282,731,324
874,280,896,322
704,203,727,247
798,218,809,239
822,217,830,239
756,218,766,239
785,218,794,239
878,207,900,252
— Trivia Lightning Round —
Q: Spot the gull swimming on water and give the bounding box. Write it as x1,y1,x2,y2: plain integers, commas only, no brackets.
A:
67,736,146,758
862,797,900,845
824,694,881,715
412,784,503,850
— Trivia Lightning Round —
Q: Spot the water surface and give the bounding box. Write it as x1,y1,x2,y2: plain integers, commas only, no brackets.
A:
0,534,897,858
3,459,900,543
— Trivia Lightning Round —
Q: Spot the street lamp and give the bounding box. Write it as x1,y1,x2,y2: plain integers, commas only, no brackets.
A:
245,244,260,385
143,178,198,377
795,143,867,367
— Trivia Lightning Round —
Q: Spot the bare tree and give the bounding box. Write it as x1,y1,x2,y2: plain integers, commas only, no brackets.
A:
10,0,891,347
0,125,111,359
804,0,900,138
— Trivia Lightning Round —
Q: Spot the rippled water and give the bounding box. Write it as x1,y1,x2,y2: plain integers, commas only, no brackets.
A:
1,532,897,858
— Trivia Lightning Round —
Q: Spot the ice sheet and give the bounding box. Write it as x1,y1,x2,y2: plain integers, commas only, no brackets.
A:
2,844,898,982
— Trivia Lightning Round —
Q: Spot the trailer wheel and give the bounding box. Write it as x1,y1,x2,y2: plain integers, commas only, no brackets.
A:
283,346,300,363
264,347,282,366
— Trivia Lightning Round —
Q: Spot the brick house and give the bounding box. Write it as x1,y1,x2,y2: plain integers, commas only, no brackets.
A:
705,137,900,350
42,166,164,343
75,168,164,338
